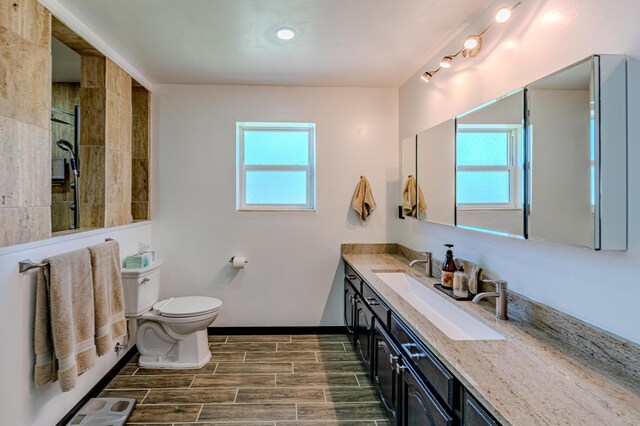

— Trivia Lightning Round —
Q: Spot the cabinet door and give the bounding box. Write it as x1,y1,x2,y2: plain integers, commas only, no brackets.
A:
373,321,401,423
355,295,374,374
463,390,499,426
344,280,357,345
401,363,453,426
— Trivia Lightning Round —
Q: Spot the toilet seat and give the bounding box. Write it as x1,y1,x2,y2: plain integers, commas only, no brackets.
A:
153,296,222,318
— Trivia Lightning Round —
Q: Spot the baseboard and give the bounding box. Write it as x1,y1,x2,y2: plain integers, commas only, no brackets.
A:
208,326,348,335
56,346,137,426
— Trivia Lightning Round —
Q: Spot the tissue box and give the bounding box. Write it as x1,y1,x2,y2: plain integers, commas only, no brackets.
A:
125,253,152,269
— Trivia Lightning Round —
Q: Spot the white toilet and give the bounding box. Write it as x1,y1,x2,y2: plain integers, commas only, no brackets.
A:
121,259,222,368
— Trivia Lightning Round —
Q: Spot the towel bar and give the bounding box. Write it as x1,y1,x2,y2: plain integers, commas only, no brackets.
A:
19,238,116,273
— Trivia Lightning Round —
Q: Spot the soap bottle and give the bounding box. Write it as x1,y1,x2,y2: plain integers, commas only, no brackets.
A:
453,265,469,298
442,244,456,288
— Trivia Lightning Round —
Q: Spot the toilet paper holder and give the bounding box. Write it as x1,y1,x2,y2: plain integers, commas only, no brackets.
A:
229,256,248,264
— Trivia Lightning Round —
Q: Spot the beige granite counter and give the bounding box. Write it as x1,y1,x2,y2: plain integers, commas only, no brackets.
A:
342,252,640,426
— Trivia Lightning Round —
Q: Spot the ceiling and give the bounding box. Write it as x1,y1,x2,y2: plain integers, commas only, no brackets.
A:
52,37,81,83
56,0,495,87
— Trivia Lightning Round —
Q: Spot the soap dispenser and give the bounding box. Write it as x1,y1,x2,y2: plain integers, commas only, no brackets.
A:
453,265,469,298
442,244,456,288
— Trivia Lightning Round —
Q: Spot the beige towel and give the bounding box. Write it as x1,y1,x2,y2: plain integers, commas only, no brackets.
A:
402,175,426,217
34,268,55,387
88,240,127,356
351,176,377,221
43,248,97,392
457,259,483,295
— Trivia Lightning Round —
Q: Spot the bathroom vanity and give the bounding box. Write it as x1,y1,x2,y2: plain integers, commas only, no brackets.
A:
342,245,640,425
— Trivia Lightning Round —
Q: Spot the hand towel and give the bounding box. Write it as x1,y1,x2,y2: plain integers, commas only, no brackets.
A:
351,176,377,222
458,259,483,295
402,175,427,217
34,267,56,387
43,248,97,392
88,240,127,356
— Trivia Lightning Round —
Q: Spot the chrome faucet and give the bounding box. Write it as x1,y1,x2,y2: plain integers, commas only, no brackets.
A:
472,280,508,320
408,252,432,277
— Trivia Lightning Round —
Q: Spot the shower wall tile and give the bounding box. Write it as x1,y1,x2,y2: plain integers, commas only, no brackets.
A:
105,203,132,228
131,201,149,221
0,12,50,129
51,201,73,232
132,159,149,202
106,59,131,101
79,146,105,204
0,0,50,48
0,206,50,246
80,88,106,147
132,88,150,160
79,203,104,228
0,117,50,208
81,56,106,89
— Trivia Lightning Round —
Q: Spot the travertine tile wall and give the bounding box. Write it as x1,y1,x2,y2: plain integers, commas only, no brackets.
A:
0,0,51,247
131,87,150,220
51,83,80,232
79,56,133,228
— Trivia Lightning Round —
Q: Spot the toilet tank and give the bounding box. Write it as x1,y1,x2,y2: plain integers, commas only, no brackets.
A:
121,259,163,316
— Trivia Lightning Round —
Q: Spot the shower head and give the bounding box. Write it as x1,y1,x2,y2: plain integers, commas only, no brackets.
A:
56,139,75,158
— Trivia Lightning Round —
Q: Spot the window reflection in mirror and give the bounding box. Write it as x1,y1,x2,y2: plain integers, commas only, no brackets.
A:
456,90,525,237
416,120,455,225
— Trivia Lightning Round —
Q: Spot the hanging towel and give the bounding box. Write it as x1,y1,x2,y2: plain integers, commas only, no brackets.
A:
402,175,427,217
351,176,377,221
88,240,127,356
40,248,96,391
34,267,55,387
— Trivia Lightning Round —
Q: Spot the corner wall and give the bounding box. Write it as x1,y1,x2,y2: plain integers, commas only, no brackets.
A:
153,85,399,326
398,0,640,344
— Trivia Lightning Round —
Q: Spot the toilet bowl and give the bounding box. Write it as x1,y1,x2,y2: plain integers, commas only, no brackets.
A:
121,260,223,369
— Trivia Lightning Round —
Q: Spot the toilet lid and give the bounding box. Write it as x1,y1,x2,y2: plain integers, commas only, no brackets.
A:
153,296,222,318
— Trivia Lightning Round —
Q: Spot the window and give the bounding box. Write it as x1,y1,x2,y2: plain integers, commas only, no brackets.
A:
237,122,316,211
456,125,522,209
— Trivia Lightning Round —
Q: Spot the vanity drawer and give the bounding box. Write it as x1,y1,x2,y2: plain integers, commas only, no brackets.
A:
362,282,390,328
344,263,362,293
390,313,457,410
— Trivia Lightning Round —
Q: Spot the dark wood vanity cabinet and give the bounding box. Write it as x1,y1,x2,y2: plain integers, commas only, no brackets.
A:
342,261,500,426
344,280,358,345
400,362,454,426
355,293,375,375
373,320,401,422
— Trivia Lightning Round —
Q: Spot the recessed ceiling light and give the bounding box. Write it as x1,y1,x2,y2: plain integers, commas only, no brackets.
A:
439,56,453,69
275,27,296,40
463,35,480,50
495,6,512,23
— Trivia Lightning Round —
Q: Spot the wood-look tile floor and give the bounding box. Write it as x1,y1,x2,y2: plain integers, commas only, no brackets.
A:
101,334,391,425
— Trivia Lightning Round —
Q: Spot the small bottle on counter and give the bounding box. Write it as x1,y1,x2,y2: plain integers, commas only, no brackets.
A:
453,265,469,298
442,244,456,288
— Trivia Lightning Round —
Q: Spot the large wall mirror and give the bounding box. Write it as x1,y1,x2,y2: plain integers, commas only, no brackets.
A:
455,90,525,237
526,55,627,250
416,119,455,225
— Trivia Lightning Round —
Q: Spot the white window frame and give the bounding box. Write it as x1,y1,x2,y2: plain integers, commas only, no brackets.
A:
236,122,316,211
457,124,522,210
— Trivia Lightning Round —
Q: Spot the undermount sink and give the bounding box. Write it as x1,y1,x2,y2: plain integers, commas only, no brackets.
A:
375,272,505,341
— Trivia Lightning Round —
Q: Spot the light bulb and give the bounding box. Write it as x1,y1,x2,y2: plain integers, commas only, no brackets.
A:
421,72,433,83
439,56,453,69
463,35,480,50
275,27,296,40
495,6,512,23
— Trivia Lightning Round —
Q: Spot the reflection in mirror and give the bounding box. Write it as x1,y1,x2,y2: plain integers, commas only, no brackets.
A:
456,90,525,237
416,120,455,225
401,135,418,218
51,37,81,232
526,58,593,247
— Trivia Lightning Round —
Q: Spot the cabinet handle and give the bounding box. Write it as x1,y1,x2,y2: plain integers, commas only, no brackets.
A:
401,342,426,359
347,274,357,280
365,297,380,306
395,363,407,375
389,354,398,366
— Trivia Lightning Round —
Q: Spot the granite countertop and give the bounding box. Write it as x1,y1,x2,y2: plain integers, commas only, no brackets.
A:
342,252,640,426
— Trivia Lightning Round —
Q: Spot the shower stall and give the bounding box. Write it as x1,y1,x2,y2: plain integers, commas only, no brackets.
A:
51,105,80,231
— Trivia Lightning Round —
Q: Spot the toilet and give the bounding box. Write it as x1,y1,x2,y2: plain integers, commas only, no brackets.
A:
121,260,222,368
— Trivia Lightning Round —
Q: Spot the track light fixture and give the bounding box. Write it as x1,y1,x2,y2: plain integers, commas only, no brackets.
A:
420,2,521,83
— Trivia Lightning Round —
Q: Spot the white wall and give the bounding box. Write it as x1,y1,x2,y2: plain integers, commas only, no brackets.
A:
399,0,640,344
153,85,398,326
0,222,152,426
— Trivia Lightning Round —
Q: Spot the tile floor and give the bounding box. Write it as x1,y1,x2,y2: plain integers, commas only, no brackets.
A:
100,334,391,425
